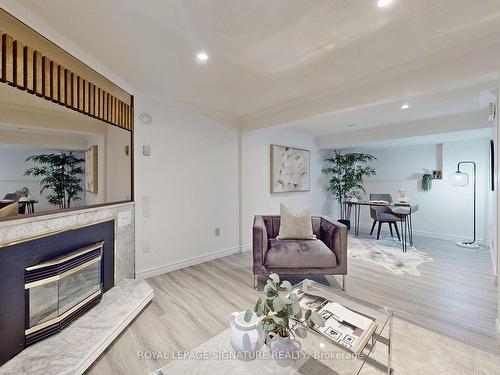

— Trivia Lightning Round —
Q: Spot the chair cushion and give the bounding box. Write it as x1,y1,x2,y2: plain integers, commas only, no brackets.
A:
377,212,400,221
265,239,337,268
277,204,316,240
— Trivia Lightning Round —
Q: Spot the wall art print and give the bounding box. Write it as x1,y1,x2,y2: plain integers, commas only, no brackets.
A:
270,144,310,193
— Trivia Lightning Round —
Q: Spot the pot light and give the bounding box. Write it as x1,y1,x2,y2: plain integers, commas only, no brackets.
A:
400,104,410,109
377,0,392,7
196,51,209,64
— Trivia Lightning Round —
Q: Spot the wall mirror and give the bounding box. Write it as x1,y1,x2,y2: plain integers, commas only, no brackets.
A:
0,84,132,220
0,9,133,221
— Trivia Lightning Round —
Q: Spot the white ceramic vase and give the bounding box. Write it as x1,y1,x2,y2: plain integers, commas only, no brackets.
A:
267,332,302,367
229,311,264,361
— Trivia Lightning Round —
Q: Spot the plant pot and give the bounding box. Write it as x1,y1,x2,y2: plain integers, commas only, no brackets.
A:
338,219,351,230
267,332,302,367
229,311,264,361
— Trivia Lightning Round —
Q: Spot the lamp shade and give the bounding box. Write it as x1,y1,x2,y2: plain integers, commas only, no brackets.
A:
449,171,469,186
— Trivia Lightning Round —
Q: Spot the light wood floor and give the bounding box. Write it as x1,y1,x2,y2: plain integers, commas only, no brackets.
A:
87,233,500,374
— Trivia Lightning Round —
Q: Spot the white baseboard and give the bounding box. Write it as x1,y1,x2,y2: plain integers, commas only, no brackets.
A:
135,246,243,279
240,243,251,252
489,240,497,276
356,223,490,247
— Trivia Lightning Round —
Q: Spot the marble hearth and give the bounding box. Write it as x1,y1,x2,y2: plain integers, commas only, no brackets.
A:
0,279,153,375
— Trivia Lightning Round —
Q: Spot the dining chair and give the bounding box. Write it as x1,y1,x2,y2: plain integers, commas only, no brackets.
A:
369,193,401,241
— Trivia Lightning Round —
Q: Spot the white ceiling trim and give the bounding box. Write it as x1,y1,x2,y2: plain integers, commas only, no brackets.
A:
315,110,491,149
240,35,500,132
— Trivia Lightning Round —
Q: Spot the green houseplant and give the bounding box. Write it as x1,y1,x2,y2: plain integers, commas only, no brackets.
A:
244,273,325,339
422,172,432,192
322,151,376,225
24,152,84,209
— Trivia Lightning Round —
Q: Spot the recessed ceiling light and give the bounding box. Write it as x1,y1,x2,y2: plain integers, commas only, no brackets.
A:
377,0,392,7
195,51,209,64
400,104,410,109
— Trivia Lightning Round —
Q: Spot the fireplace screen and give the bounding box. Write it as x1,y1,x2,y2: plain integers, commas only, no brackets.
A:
25,241,104,345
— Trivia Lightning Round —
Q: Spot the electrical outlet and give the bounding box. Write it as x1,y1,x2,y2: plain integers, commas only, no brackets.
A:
215,227,220,236
142,243,151,253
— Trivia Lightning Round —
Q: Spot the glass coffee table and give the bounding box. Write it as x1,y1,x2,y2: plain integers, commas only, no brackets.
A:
155,279,393,375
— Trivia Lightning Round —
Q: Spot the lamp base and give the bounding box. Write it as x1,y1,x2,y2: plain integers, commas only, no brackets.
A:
456,241,480,249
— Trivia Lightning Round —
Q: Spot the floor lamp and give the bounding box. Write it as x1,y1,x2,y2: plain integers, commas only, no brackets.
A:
449,161,479,249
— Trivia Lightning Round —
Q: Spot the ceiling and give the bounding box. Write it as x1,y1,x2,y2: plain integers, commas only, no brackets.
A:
288,81,497,136
4,0,500,125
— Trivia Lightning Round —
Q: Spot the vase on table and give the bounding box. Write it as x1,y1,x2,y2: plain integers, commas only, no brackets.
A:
229,311,264,361
267,331,302,367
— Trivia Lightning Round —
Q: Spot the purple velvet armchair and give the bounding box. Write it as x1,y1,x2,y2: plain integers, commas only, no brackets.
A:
252,215,348,289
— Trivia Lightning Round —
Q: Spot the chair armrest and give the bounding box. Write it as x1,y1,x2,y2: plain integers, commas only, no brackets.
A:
252,216,269,273
319,216,347,273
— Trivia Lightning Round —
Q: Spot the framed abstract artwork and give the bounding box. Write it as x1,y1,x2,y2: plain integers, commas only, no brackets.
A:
85,145,98,193
270,144,310,193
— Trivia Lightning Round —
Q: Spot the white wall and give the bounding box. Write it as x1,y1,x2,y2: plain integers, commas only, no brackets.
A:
134,95,240,278
240,127,329,247
346,138,493,244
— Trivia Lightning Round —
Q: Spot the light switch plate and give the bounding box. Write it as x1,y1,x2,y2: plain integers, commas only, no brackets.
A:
143,144,151,156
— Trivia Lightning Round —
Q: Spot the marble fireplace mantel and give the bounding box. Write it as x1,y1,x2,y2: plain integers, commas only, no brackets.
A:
0,202,136,281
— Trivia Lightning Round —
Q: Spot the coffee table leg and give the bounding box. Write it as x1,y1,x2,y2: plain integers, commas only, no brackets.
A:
399,218,405,252
356,205,361,236
388,312,393,375
409,213,413,246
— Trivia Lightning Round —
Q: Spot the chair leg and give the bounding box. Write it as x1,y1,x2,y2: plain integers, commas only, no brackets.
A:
394,223,401,241
377,222,382,240
389,222,394,237
370,220,377,235
341,275,346,291
253,274,257,289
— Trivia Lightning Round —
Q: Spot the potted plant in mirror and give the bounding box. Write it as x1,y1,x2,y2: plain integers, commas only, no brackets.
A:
241,273,325,367
422,169,432,192
24,152,84,209
322,151,376,229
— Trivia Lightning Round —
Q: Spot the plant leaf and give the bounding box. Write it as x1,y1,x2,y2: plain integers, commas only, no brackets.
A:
305,309,312,321
295,326,307,339
272,316,284,326
266,289,277,299
272,297,285,312
294,309,303,320
280,280,292,292
244,309,253,323
309,311,325,327
269,273,280,284
263,321,276,332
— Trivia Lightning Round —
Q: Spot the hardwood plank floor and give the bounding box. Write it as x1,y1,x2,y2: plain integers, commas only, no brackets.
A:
87,233,499,374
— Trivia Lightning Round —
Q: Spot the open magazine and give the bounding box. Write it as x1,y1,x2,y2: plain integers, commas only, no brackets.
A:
291,289,378,355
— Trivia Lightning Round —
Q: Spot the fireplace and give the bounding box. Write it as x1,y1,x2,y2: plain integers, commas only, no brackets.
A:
0,219,115,365
25,241,105,345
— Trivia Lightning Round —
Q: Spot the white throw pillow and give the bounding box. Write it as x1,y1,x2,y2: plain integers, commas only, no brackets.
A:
277,204,316,240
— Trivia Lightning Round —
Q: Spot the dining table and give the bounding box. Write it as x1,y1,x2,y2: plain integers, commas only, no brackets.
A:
343,200,419,252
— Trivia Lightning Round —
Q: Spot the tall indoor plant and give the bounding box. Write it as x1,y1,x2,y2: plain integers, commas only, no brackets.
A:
24,152,84,209
322,151,376,226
